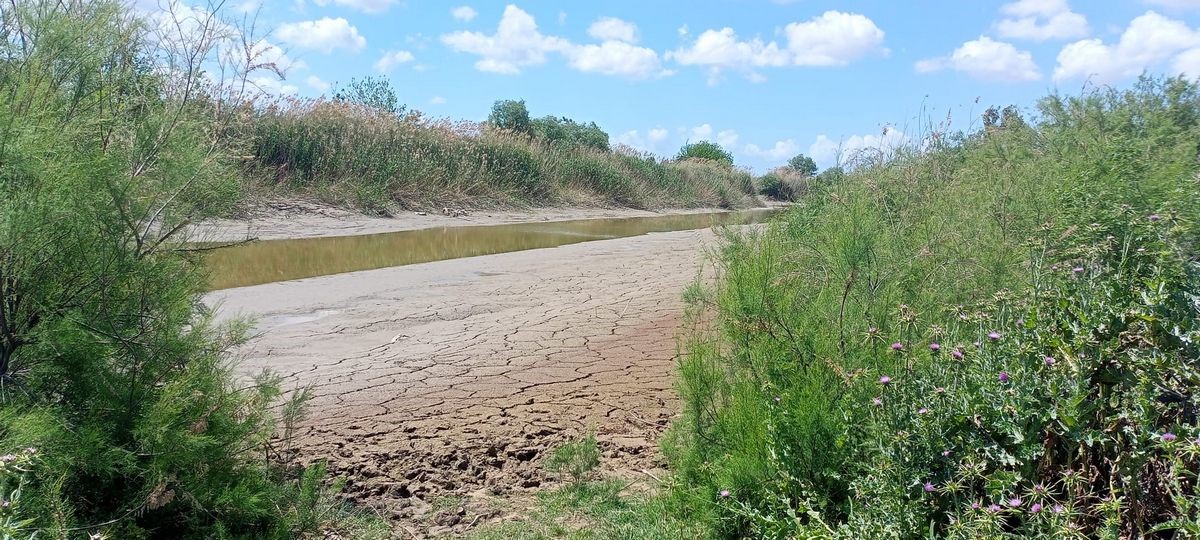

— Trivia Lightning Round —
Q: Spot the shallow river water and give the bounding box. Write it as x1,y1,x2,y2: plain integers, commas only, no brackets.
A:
205,208,780,290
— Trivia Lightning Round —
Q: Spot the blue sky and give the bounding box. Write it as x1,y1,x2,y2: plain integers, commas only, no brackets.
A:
216,0,1200,171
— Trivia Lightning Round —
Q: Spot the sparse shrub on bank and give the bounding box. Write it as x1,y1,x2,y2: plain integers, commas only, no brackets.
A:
667,76,1200,538
676,141,736,167
246,101,758,213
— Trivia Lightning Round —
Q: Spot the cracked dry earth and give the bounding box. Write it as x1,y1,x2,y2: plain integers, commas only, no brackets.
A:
208,228,725,536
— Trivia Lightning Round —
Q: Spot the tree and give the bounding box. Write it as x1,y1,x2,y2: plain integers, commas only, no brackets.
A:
0,1,331,535
488,99,532,134
335,75,405,115
677,141,734,166
787,154,818,177
531,116,609,151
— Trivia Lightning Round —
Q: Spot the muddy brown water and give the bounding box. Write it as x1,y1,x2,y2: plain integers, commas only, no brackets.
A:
205,208,780,290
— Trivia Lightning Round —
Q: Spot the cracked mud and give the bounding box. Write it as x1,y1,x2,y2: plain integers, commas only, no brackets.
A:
208,228,723,535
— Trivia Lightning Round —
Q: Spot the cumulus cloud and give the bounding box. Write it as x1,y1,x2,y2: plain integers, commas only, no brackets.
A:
690,123,714,139
783,11,889,66
451,6,478,21
717,130,739,148
430,96,448,104
668,11,885,83
305,74,330,92
994,0,1089,41
442,6,665,79
441,5,570,74
588,17,638,43
564,41,666,79
374,50,415,72
276,17,366,53
744,139,800,161
312,0,394,14
1053,11,1200,82
614,127,670,153
915,36,1041,82
808,126,908,168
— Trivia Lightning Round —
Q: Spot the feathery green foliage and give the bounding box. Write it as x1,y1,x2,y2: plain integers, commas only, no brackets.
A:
0,2,380,537
667,76,1200,538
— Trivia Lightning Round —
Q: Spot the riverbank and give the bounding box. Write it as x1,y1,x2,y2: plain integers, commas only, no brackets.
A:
191,198,780,242
206,226,734,536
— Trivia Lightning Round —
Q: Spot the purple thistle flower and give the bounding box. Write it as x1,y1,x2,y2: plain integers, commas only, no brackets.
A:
923,482,935,492
1148,214,1161,222
879,375,892,385
999,371,1010,383
942,450,951,457
1008,497,1023,507
0,455,14,463
1030,503,1043,513
719,489,730,498
1162,432,1178,442
1072,267,1084,274
918,407,929,415
1044,356,1055,366
951,349,964,360
970,502,980,510
1052,504,1064,514
988,504,1002,513
987,331,1001,341
891,342,904,351
929,342,941,352
872,397,883,406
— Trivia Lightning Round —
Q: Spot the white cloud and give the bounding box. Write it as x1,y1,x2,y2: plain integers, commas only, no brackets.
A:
994,0,1089,41
451,6,478,21
808,126,908,168
1053,11,1200,82
276,17,366,53
374,50,415,72
442,6,664,79
312,0,394,14
588,16,638,43
305,74,330,92
717,129,739,147
678,24,689,36
616,127,671,153
744,139,800,161
1145,0,1200,9
783,11,888,66
247,75,299,96
648,127,669,143
668,11,886,83
690,123,714,139
565,41,666,78
441,5,570,74
915,36,1041,82
430,96,448,104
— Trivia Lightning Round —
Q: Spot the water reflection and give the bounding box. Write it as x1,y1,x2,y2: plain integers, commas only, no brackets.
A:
205,209,780,290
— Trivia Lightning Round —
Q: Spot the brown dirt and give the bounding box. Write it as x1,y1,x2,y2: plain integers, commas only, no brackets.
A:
207,227,725,537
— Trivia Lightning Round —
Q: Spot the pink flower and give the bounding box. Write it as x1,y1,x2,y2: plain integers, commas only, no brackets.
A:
891,342,904,351
929,342,941,352
923,482,935,492
987,331,1001,341
998,371,1010,383
918,407,929,415
951,349,964,360
879,375,892,385
720,489,730,498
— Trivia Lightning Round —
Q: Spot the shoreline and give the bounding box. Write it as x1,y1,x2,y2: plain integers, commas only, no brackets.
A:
190,199,782,242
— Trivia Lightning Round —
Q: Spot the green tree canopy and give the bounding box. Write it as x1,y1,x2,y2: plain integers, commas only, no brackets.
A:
787,154,818,176
488,99,532,134
335,75,405,115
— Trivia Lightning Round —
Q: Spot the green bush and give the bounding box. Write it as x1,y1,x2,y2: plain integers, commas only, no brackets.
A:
677,141,735,166
668,76,1200,538
531,116,610,151
0,2,368,537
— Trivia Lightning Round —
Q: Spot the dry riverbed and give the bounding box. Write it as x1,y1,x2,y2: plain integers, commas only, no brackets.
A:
204,204,740,536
